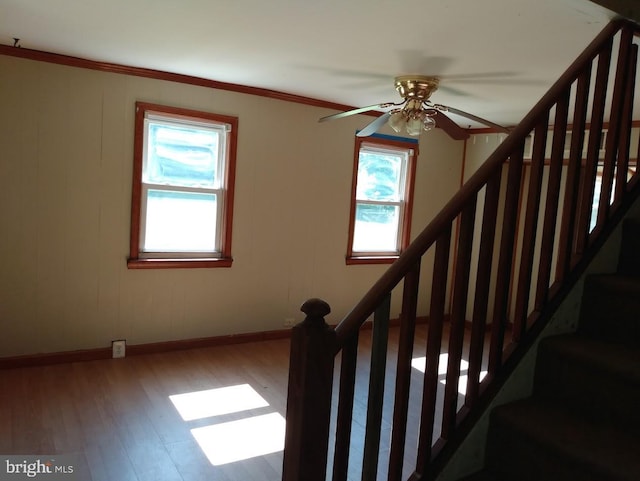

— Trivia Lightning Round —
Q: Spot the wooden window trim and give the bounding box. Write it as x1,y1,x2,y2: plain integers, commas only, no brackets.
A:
346,135,418,265
128,102,238,269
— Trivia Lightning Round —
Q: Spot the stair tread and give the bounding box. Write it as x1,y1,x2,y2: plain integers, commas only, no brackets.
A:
534,334,640,428
491,398,640,479
457,470,505,481
539,334,640,381
585,273,640,292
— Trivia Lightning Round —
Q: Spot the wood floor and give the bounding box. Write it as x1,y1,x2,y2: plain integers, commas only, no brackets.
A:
0,324,469,481
0,337,292,481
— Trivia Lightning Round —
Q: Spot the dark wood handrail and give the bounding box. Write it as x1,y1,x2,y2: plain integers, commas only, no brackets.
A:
334,19,626,347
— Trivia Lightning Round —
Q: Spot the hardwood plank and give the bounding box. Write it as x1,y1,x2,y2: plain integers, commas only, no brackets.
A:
0,327,484,481
0,340,293,481
165,439,225,481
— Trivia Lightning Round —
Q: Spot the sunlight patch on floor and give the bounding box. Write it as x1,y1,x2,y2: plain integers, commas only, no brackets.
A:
191,412,286,465
169,383,269,421
411,354,487,395
442,371,488,395
169,384,285,466
411,353,469,375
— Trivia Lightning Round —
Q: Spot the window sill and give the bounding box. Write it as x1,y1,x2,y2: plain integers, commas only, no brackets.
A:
346,256,399,266
127,257,233,269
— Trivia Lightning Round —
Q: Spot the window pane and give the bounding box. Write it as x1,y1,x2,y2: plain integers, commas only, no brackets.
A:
144,190,218,253
356,151,404,201
145,122,219,188
353,203,400,252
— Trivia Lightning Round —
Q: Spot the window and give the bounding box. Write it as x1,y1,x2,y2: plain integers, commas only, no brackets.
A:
128,102,238,268
346,135,418,264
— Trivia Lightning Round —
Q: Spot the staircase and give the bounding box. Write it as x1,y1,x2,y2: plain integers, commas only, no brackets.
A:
282,20,640,481
460,218,640,480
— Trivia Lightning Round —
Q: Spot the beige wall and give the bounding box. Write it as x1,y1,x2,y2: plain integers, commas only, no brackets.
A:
0,54,464,357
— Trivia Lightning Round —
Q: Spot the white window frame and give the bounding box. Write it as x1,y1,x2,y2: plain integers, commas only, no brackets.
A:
140,115,228,258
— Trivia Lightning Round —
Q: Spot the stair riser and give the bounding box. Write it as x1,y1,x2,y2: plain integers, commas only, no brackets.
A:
617,219,640,275
486,418,621,481
534,344,640,428
579,278,640,345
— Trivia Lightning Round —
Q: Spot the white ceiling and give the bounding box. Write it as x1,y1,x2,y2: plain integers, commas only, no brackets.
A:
0,0,618,129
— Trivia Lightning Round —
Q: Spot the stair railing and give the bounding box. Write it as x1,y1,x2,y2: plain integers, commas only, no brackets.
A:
283,19,640,481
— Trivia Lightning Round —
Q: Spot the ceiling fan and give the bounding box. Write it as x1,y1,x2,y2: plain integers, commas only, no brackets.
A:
319,75,511,141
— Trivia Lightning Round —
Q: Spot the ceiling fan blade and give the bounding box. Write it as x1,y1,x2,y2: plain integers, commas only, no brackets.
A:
319,103,391,122
437,85,471,97
433,111,470,141
357,111,393,137
445,78,546,87
436,104,510,133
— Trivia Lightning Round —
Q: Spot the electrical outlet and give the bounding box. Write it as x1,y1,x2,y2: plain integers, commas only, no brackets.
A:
284,318,296,328
112,340,126,358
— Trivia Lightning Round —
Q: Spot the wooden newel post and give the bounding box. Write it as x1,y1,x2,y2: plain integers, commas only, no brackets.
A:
282,298,337,481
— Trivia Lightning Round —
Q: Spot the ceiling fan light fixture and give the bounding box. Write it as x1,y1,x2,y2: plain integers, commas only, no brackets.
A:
387,104,436,137
422,114,436,132
388,111,405,133
405,115,424,136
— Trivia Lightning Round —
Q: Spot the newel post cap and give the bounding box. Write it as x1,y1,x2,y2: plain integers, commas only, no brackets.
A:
300,298,331,321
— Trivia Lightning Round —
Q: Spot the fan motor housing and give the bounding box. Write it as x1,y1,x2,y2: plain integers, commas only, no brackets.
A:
394,75,440,101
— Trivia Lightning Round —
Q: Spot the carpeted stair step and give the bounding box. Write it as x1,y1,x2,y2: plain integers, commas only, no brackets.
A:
578,274,640,346
534,334,640,428
452,218,640,481
486,398,640,481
